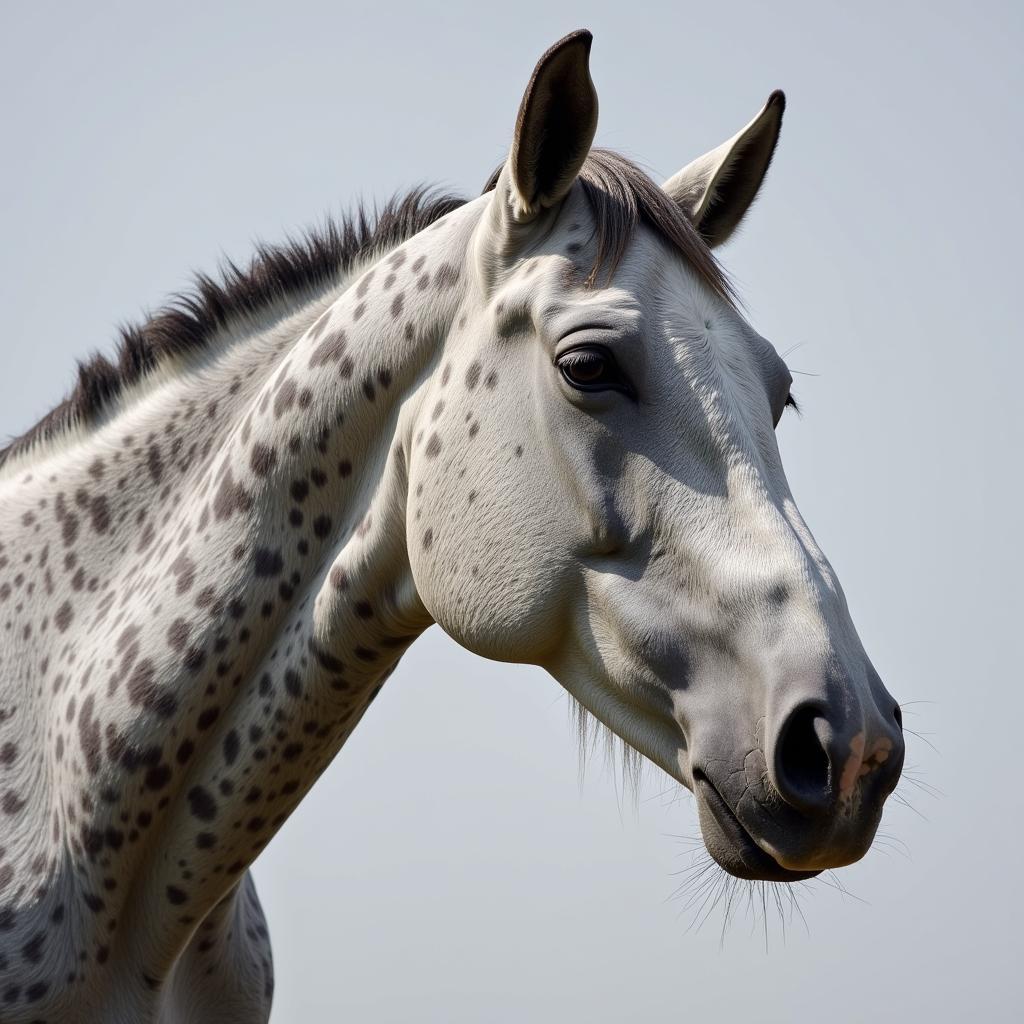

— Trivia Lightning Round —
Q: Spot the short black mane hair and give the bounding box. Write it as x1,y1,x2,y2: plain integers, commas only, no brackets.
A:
0,188,466,468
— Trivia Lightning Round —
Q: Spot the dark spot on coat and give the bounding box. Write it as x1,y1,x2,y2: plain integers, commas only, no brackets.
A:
21,932,45,964
167,618,191,651
309,330,347,368
250,444,277,478
197,707,220,730
147,443,164,484
90,494,111,533
254,548,284,577
434,263,459,289
25,980,49,1003
55,600,74,632
78,694,102,775
274,379,298,419
213,469,252,521
127,659,178,718
144,763,172,791
187,786,217,822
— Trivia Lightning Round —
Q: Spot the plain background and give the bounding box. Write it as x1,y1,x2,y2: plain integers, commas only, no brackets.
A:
2,2,1021,1020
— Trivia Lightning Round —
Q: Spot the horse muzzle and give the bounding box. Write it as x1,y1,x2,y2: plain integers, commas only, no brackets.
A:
691,696,906,881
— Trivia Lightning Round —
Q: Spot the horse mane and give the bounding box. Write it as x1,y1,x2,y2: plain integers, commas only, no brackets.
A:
2,150,731,469
0,188,468,469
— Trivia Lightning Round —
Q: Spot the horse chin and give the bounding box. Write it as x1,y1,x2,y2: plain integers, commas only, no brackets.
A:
693,774,821,883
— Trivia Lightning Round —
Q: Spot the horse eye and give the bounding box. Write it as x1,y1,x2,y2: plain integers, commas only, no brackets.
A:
557,346,630,395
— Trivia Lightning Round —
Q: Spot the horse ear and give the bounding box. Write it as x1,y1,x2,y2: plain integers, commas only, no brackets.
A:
505,29,598,221
662,91,785,248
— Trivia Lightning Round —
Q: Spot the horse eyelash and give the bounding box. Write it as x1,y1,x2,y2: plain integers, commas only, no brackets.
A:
785,392,800,415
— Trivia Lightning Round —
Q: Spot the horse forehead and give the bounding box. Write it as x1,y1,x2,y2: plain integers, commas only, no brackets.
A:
525,247,703,333
531,280,646,334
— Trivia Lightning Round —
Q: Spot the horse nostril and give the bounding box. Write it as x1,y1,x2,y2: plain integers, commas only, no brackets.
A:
893,703,903,730
775,704,832,811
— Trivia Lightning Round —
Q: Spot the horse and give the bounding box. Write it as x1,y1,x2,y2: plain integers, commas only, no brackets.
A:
0,29,904,1022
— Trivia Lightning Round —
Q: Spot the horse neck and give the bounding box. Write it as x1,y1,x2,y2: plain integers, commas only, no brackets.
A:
0,199,480,1001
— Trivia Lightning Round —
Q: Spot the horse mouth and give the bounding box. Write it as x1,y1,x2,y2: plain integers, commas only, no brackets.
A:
693,771,821,883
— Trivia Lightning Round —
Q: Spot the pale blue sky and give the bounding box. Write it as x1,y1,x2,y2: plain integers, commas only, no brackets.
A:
2,2,1021,1020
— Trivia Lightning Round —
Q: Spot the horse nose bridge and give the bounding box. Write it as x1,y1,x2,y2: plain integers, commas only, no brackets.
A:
648,454,827,599
720,475,835,602
738,479,850,612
